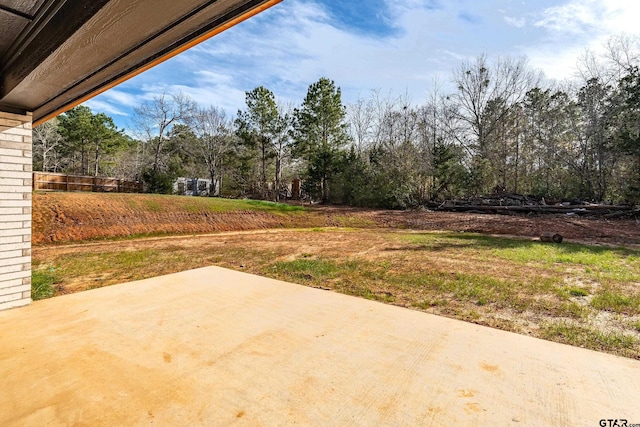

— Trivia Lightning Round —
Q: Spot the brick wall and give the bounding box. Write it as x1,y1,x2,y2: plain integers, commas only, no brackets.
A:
0,111,32,310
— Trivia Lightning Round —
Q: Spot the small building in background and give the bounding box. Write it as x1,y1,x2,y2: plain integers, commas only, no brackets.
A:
173,177,218,196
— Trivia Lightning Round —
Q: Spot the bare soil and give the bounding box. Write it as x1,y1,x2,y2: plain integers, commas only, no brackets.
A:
32,192,640,247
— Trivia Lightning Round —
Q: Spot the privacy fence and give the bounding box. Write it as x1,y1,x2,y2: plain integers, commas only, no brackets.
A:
33,172,143,193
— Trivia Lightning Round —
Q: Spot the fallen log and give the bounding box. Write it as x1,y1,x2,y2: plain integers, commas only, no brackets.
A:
540,232,563,243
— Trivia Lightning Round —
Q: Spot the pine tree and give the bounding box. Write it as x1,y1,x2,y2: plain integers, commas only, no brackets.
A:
236,86,292,201
294,78,350,204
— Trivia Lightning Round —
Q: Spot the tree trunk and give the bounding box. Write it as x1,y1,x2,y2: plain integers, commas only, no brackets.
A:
208,162,217,196
94,140,100,177
261,139,267,192
275,156,281,203
81,143,86,176
514,130,519,194
322,175,329,204
219,168,223,197
153,138,163,173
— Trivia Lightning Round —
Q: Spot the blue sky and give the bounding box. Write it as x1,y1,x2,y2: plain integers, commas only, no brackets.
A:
85,0,640,130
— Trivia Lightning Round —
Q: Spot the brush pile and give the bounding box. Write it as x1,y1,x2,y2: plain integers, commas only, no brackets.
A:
428,192,638,218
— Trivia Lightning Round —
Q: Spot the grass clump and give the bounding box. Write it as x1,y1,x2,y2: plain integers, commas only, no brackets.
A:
412,299,449,310
144,199,163,212
591,290,640,315
569,288,590,297
390,270,517,310
31,269,60,300
244,199,305,212
269,258,341,282
556,301,591,319
541,321,638,355
351,288,396,303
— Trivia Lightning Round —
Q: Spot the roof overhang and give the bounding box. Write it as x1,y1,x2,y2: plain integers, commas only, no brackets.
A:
0,0,281,125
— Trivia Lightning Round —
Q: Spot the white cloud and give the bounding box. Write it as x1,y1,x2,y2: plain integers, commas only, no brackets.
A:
168,81,246,114
174,0,445,107
534,1,600,34
87,0,640,131
236,1,454,99
526,44,585,81
524,0,640,80
504,15,526,28
98,89,138,106
84,99,128,117
439,49,475,62
535,1,640,39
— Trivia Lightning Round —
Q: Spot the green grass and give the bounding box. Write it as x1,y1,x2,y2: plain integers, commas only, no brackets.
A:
401,233,640,284
402,272,507,305
555,301,591,319
541,321,638,355
38,249,188,289
116,193,306,214
266,255,569,315
60,249,163,274
351,288,397,303
269,258,343,282
591,289,640,315
31,269,60,300
266,258,400,303
244,199,305,212
263,245,613,321
568,288,590,297
179,196,305,213
143,199,163,212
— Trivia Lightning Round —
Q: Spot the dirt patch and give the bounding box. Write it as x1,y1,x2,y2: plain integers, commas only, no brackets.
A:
33,192,640,247
355,208,640,247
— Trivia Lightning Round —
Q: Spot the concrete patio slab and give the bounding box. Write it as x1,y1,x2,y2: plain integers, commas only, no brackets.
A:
1,266,639,426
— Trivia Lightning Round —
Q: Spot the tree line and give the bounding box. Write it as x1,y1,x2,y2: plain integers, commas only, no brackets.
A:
33,38,640,207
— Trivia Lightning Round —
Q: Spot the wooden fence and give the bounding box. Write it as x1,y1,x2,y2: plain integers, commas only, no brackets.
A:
33,172,143,193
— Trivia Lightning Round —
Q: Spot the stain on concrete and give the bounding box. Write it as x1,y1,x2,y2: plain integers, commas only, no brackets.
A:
480,361,499,373
464,402,483,414
457,389,476,398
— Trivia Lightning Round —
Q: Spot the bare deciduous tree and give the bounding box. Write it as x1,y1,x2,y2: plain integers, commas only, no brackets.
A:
33,118,63,172
451,54,540,191
133,91,196,174
346,95,375,153
189,106,236,196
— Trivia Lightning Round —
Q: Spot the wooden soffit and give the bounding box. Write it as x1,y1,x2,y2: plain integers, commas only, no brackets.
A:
0,0,281,125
